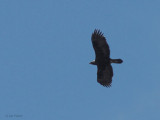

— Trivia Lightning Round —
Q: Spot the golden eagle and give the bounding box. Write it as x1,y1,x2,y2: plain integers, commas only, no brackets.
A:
90,29,123,87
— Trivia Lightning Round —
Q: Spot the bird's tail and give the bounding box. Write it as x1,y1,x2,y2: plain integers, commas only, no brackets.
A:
110,59,123,64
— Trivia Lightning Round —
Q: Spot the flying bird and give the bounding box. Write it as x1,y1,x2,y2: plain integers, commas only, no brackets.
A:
90,29,123,87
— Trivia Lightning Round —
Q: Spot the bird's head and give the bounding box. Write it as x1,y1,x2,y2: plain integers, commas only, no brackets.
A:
89,60,97,65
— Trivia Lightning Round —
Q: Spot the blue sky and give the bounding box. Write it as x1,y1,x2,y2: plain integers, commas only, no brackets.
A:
0,0,160,120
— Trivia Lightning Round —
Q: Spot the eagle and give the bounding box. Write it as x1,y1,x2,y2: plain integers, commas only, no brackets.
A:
90,29,123,87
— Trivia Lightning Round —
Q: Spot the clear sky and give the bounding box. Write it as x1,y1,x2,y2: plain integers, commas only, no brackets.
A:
0,0,160,120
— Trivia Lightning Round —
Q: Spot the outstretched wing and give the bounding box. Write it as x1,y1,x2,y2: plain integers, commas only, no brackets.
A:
91,29,110,61
97,64,113,87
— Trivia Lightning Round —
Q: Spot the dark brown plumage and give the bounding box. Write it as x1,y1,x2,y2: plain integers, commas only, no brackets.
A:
90,29,123,87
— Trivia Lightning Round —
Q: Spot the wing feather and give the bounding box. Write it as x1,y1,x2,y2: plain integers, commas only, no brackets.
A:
97,64,113,87
91,29,110,61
